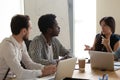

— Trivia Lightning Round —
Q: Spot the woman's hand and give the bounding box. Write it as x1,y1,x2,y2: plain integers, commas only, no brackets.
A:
101,35,112,52
101,36,110,47
84,45,91,50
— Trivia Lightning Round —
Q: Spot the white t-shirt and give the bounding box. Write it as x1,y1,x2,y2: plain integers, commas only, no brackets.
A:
47,44,54,62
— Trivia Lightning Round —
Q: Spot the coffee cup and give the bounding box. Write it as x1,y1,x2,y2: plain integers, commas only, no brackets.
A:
78,58,85,72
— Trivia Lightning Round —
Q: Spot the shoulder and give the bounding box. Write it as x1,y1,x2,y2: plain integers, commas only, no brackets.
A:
31,35,42,44
29,35,44,48
96,33,101,36
1,37,15,48
113,34,120,39
0,37,16,56
110,34,120,45
52,37,60,43
52,37,58,41
111,34,120,41
95,33,101,38
33,35,41,41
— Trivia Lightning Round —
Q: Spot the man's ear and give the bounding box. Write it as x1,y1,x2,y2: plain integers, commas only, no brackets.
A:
21,28,27,35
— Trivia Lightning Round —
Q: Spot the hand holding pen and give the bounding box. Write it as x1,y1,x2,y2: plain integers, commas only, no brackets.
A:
101,35,110,48
101,33,113,52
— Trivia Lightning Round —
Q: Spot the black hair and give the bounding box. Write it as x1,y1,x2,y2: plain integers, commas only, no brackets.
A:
11,14,30,35
99,16,115,33
38,14,56,33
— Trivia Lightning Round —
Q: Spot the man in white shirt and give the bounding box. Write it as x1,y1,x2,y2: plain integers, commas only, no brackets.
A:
0,14,56,80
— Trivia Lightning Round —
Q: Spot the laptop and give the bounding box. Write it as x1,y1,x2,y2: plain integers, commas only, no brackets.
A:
89,51,120,71
39,58,77,80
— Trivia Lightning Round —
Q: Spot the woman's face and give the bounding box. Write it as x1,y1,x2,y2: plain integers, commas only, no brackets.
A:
100,21,112,35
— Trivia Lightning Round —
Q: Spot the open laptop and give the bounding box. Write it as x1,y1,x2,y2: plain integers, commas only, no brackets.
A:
39,58,77,80
89,51,120,71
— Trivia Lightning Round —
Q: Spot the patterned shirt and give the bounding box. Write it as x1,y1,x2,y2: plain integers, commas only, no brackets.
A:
28,34,70,65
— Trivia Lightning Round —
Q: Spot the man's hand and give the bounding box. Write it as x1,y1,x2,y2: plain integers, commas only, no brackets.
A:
60,55,72,60
42,65,57,77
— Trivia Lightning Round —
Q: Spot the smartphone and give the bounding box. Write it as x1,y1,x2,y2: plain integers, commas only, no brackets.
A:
63,77,90,80
101,33,106,38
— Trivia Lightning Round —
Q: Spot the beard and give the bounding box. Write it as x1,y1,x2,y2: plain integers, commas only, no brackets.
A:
23,33,29,41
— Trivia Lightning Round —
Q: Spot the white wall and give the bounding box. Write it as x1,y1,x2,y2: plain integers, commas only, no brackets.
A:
24,0,70,49
0,0,24,42
97,0,120,34
24,0,120,50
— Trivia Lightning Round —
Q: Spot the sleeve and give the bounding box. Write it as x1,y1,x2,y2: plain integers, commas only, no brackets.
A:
29,39,56,65
2,41,43,79
112,34,120,46
22,42,44,70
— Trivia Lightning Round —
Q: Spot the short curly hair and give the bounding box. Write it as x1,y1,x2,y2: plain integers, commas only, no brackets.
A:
38,14,56,33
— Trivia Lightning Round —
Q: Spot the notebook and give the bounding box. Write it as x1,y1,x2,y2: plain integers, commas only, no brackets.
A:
89,51,120,71
39,58,77,80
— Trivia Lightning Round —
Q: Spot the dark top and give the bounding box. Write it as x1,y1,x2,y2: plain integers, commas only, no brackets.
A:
94,33,120,52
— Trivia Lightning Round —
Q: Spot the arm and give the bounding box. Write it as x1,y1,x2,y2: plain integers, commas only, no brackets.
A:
102,36,120,52
22,48,57,77
22,42,44,70
3,40,56,79
54,38,71,58
113,47,120,60
113,41,120,51
23,43,56,77
2,41,41,79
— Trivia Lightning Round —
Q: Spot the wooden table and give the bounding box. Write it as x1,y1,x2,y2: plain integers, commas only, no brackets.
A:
11,63,120,80
73,63,120,80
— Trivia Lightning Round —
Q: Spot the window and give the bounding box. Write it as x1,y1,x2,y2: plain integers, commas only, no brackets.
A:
74,0,96,58
0,0,24,42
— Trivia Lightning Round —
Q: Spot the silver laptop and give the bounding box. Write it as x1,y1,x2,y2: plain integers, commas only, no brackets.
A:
40,58,77,80
89,51,120,71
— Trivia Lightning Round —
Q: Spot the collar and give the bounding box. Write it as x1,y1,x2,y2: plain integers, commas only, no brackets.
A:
40,34,52,45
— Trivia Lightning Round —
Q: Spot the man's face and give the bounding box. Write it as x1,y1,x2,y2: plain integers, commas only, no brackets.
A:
51,20,60,36
23,32,29,41
23,21,32,41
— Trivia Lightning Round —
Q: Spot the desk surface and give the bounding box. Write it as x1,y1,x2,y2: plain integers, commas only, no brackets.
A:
12,63,120,80
73,64,120,80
